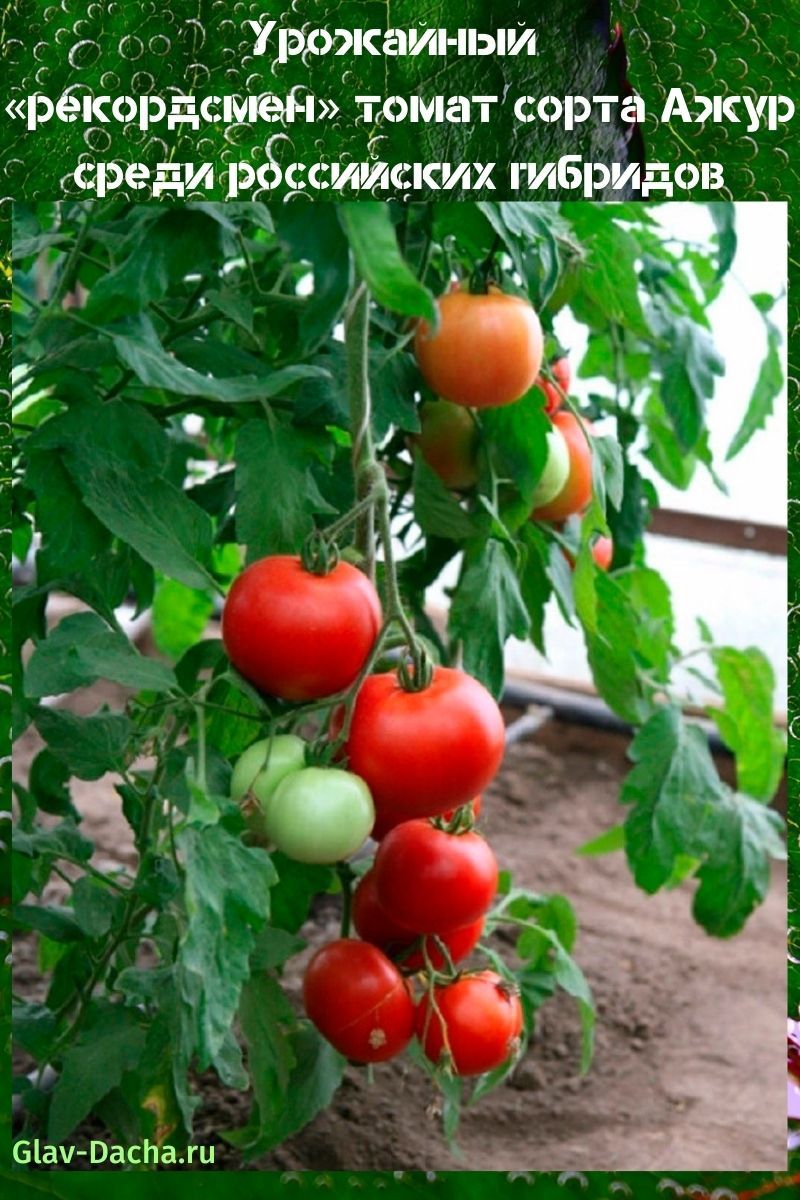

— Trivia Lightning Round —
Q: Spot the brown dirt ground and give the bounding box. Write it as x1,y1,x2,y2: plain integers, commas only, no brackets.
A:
13,692,787,1172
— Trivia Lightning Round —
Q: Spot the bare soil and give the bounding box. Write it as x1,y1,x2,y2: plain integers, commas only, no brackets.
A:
13,698,787,1172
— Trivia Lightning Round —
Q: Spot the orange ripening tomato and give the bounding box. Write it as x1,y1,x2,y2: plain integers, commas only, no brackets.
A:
414,288,544,409
531,411,593,523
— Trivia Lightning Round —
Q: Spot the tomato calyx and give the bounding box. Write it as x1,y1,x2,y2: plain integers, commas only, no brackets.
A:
300,528,341,576
396,646,435,693
432,803,476,836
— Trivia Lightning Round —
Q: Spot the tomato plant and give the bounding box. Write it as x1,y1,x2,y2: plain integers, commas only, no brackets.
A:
303,940,414,1063
10,199,785,1157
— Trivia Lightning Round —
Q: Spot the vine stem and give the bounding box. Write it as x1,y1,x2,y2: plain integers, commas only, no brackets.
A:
345,281,377,580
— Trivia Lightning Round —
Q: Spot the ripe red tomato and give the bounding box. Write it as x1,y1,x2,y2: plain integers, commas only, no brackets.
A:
222,555,381,701
303,939,414,1063
415,971,523,1076
535,356,571,414
372,796,483,842
414,400,479,490
414,288,544,409
373,820,498,934
531,412,593,523
339,667,505,826
352,869,484,972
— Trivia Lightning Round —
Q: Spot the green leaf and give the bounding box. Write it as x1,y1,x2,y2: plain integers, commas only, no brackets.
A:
707,646,785,802
13,1001,57,1062
276,204,351,355
177,825,276,1066
622,707,726,893
591,434,624,512
577,823,626,856
13,904,85,943
517,524,552,654
25,612,176,698
235,419,336,558
338,203,435,322
111,313,327,404
564,207,650,339
412,453,480,542
708,202,737,279
726,316,783,460
482,391,551,523
34,708,133,781
582,572,655,724
269,853,335,934
48,1001,147,1142
693,793,785,937
83,210,222,322
653,311,725,453
230,975,345,1156
71,877,121,939
152,578,215,660
28,398,215,591
249,927,306,971
449,539,530,698
13,819,93,864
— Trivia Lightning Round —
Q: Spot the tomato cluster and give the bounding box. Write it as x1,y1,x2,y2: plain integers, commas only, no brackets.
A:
223,551,520,1077
305,809,522,1075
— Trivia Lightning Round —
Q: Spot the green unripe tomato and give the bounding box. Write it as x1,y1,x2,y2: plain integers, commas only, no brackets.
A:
231,735,306,836
264,767,375,864
531,424,570,507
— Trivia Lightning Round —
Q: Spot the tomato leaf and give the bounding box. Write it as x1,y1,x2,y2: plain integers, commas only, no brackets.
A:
707,646,785,802
47,1001,147,1143
449,539,530,698
177,825,276,1067
726,313,783,461
412,454,481,543
693,792,785,938
24,612,176,698
228,974,345,1157
152,579,215,661
622,707,726,893
34,709,134,781
338,203,436,323
235,419,336,559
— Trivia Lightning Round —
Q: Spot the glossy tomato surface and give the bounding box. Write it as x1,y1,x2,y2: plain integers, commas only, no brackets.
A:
414,289,543,409
373,820,498,933
415,971,523,1076
352,867,484,972
264,767,374,864
414,400,479,490
303,939,414,1062
340,667,505,826
222,555,381,701
531,412,593,523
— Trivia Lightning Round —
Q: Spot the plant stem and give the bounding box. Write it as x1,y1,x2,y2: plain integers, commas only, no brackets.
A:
345,281,377,580
337,862,355,937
